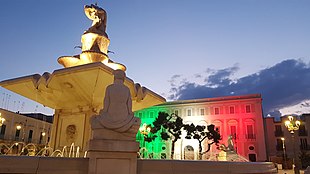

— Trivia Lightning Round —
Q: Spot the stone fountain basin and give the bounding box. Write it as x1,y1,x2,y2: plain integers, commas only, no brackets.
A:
0,156,277,174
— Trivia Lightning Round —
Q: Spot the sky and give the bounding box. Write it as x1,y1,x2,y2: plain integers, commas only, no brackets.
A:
0,0,309,117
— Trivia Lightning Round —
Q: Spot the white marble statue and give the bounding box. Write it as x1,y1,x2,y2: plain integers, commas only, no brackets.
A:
90,70,140,140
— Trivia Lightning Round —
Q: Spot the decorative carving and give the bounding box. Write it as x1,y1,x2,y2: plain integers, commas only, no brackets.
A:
66,124,77,144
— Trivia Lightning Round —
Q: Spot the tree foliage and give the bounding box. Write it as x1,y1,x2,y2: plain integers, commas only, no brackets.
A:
147,112,183,159
143,111,222,160
184,123,221,160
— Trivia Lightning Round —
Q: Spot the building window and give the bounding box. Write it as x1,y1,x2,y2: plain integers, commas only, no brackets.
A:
249,146,255,151
276,139,283,151
214,107,220,115
200,108,205,116
298,124,308,136
187,109,192,116
138,113,143,118
229,106,235,114
300,138,308,150
174,110,179,116
39,132,43,144
230,125,237,139
28,130,33,143
246,105,251,113
15,129,20,141
246,125,255,140
149,112,154,118
0,125,6,139
248,154,257,162
274,125,284,137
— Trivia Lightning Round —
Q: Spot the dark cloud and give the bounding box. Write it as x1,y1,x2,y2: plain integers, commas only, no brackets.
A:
205,64,239,87
168,59,310,117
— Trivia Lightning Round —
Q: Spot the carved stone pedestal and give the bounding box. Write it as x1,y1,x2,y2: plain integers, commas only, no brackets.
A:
88,139,139,174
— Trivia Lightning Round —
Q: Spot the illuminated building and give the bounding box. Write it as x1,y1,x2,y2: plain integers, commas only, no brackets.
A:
265,114,310,168
0,108,52,154
135,94,267,161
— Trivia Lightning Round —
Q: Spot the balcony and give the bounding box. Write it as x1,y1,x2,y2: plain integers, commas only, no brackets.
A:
245,134,256,140
300,145,310,150
298,130,308,136
274,131,284,137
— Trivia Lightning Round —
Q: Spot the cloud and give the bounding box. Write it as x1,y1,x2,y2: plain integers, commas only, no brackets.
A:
204,64,239,87
168,59,310,117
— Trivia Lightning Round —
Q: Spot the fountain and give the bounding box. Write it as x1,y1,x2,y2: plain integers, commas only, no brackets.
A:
0,3,276,174
0,4,165,155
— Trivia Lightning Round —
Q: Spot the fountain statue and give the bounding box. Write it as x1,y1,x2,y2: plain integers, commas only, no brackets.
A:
90,69,141,140
88,70,141,174
84,4,108,37
58,4,125,70
217,135,248,162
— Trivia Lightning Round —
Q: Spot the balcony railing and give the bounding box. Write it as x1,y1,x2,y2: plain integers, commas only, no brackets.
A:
245,134,256,140
274,131,284,137
300,145,310,150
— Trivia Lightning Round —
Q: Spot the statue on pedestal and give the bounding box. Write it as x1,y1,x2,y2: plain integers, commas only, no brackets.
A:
90,70,141,140
84,4,108,38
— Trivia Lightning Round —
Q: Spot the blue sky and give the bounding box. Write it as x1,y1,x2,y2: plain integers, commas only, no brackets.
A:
0,0,309,116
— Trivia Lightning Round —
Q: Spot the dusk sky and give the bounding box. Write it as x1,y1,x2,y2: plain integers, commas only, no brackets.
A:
0,1,309,116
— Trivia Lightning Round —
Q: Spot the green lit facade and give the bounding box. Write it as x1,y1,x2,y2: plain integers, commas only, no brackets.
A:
135,106,170,159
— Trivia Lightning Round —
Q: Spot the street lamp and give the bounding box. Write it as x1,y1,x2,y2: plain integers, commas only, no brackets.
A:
0,113,5,126
284,116,301,174
285,116,301,133
281,137,287,169
139,123,151,158
16,125,22,130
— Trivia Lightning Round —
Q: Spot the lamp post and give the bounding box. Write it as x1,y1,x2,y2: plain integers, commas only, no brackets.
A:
281,137,287,169
284,116,301,174
0,113,5,127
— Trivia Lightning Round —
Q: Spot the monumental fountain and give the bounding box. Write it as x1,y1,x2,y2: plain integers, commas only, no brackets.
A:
0,4,277,174
0,4,165,154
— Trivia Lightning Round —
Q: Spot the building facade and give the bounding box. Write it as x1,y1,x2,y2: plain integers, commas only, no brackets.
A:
135,94,267,161
265,114,310,168
0,108,53,154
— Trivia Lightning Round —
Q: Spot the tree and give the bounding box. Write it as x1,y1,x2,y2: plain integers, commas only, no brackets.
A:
184,123,221,160
148,112,184,159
